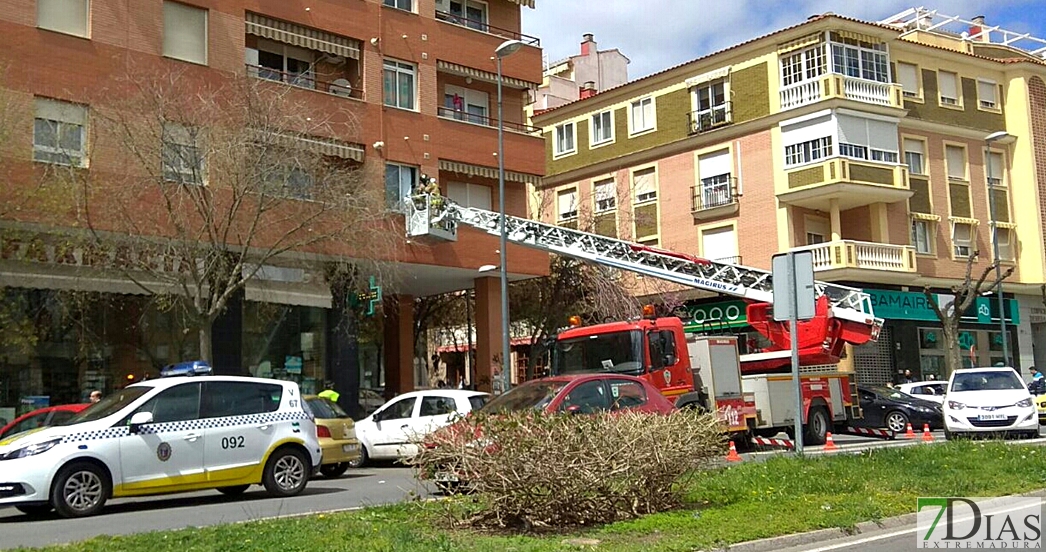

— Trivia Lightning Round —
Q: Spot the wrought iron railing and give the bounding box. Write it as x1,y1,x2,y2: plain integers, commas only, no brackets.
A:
437,106,541,134
434,11,540,46
687,103,732,134
691,176,738,211
246,64,363,100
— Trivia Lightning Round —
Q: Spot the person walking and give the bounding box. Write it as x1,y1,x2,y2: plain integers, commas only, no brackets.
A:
89,390,102,403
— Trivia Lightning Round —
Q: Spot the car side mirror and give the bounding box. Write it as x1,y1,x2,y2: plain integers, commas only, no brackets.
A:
129,411,153,434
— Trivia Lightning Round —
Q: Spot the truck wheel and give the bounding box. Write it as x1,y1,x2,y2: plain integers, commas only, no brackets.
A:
804,406,829,446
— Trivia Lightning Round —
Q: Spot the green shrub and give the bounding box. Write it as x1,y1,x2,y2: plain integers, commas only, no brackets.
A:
409,410,725,530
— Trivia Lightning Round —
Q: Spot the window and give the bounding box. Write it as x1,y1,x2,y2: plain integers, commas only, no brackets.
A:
898,62,919,97
608,379,647,411
829,34,888,82
996,228,1014,261
904,138,925,175
384,162,418,208
986,150,1004,187
691,79,729,132
383,0,413,11
805,217,829,245
554,122,575,157
633,167,657,203
952,222,974,258
447,181,492,210
443,85,489,124
938,71,959,106
594,178,615,213
946,145,966,180
837,114,899,164
202,382,281,418
33,98,87,167
978,80,998,109
591,110,613,146
911,218,933,254
630,97,655,134
468,395,488,411
162,123,204,184
136,383,202,424
781,114,834,167
378,397,416,420
697,149,733,209
781,46,826,86
383,59,416,110
256,39,314,88
419,396,457,417
163,1,208,65
264,159,314,199
37,0,89,37
785,137,833,166
440,0,487,31
557,188,578,221
701,226,738,263
560,380,610,414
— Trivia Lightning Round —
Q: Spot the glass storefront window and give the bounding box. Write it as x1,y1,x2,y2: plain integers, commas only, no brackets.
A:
919,328,941,349
242,302,327,396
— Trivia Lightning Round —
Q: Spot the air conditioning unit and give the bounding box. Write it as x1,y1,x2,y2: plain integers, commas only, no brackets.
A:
329,78,353,97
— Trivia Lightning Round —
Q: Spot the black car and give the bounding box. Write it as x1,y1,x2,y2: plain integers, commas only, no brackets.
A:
854,385,943,433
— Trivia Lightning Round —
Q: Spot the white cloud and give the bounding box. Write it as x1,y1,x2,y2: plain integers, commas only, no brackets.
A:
522,1,1045,81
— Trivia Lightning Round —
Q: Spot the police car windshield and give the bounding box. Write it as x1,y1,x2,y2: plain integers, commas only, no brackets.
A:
63,387,151,425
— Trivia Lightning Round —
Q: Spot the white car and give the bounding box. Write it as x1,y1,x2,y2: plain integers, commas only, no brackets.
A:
943,367,1039,439
0,361,322,518
350,389,489,467
897,381,947,405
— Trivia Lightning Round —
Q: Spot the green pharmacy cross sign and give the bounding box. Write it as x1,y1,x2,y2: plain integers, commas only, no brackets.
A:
350,276,382,316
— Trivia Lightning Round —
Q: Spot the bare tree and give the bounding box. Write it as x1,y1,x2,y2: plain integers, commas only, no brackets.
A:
924,250,1013,376
63,67,394,362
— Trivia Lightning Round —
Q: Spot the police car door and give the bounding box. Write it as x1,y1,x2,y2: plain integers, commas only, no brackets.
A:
201,380,283,483
119,382,206,493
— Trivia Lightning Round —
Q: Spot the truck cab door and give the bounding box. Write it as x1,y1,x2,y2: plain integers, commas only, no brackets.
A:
647,329,687,396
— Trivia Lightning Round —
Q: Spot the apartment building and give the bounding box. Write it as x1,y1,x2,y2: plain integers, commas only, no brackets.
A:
532,9,1046,384
532,33,630,110
0,0,545,418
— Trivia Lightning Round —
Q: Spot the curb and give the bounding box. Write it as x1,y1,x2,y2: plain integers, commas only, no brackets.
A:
712,488,1046,552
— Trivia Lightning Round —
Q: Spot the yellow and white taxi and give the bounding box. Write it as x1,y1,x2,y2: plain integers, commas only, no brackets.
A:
0,361,321,518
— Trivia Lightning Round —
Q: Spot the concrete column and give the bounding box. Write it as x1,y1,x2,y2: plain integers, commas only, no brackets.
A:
829,198,842,242
382,294,415,399
869,203,890,242
473,276,503,394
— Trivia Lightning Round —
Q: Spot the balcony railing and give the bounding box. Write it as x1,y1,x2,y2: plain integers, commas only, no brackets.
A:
791,240,917,273
687,103,732,134
246,64,363,100
437,106,541,134
779,75,902,111
691,176,738,211
435,11,540,46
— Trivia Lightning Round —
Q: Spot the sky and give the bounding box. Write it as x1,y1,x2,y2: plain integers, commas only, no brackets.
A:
522,1,1046,81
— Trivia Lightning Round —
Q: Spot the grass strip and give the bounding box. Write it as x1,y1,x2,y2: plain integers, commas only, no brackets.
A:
17,440,1046,552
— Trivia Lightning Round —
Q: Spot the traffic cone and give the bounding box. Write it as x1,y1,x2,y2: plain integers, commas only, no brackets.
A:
904,423,916,439
725,440,742,462
922,423,934,442
824,432,838,452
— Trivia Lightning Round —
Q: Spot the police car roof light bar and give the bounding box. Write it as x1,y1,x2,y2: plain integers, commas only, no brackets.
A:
160,360,213,378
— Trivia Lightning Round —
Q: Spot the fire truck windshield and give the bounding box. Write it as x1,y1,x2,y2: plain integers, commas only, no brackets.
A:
552,330,644,375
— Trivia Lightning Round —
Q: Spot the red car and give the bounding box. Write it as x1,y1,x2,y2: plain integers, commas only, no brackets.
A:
0,404,91,441
482,373,677,415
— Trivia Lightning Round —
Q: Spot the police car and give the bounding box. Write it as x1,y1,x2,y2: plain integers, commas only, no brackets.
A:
0,361,322,518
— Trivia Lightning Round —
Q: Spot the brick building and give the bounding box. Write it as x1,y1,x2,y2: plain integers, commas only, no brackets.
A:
532,9,1046,384
0,0,546,419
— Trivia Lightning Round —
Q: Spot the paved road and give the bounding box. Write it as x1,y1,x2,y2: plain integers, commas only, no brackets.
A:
0,465,428,550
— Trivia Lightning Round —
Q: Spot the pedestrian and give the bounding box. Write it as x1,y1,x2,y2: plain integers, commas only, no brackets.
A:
885,381,894,389
1030,366,1043,381
318,381,340,403
89,390,102,403
902,369,914,384
927,374,936,381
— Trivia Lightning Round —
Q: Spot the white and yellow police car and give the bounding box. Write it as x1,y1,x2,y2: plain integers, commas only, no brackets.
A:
0,361,322,518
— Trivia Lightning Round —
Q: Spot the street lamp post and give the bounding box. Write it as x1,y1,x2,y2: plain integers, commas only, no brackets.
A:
985,131,1013,365
494,39,524,394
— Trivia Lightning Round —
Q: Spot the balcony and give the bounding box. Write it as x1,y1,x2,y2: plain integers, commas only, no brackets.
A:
435,11,540,46
687,103,732,134
691,176,739,221
437,106,540,134
247,65,363,101
779,158,910,211
792,240,918,279
779,75,903,111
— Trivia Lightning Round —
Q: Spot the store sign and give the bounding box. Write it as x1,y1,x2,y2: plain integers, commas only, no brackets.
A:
864,290,1018,324
681,300,748,332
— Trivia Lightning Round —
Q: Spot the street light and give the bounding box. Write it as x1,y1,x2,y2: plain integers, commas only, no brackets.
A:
495,39,524,394
985,131,1014,365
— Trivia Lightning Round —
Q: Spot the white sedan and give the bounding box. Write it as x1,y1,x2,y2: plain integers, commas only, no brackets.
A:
349,389,489,467
943,367,1039,439
897,381,947,405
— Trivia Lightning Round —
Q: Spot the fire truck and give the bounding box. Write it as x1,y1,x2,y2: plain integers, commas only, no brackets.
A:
404,195,885,445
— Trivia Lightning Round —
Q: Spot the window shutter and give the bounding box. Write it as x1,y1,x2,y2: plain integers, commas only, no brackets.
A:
867,120,898,152
698,149,731,178
471,184,492,211
163,1,208,65
447,182,468,205
897,63,918,93
987,151,1004,181
37,0,89,37
903,138,924,157
701,226,737,262
978,80,996,105
633,168,655,200
35,98,87,125
946,146,965,179
836,114,866,145
781,114,833,146
938,71,958,100
594,179,614,201
558,189,576,218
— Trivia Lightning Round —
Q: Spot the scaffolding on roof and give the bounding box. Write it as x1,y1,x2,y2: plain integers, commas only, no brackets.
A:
880,7,1046,58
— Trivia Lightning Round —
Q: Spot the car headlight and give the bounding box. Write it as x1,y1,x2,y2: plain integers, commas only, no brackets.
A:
1016,398,1033,408
947,401,966,410
916,406,936,413
0,438,62,461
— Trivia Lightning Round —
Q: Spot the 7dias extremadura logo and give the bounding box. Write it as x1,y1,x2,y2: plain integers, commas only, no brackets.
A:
917,497,1041,548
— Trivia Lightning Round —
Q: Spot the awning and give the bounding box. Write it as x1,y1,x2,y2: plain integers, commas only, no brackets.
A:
835,30,882,44
439,159,541,185
504,0,536,8
438,337,532,353
245,280,332,309
778,32,823,54
251,130,364,162
685,66,730,87
436,60,535,90
246,13,361,60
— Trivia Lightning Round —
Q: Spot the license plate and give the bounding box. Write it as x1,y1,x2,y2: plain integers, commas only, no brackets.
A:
342,444,359,453
433,471,459,483
977,413,1008,421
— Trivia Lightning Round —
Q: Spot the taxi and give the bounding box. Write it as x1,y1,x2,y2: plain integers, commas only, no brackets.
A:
0,361,322,518
1035,393,1046,424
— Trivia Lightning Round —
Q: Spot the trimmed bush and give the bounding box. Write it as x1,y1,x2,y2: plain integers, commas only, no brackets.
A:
409,410,725,530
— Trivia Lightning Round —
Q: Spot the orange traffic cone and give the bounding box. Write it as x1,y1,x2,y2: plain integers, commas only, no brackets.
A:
922,423,934,442
725,440,743,462
824,432,838,452
904,423,916,439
